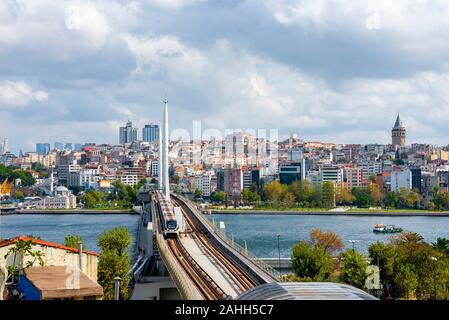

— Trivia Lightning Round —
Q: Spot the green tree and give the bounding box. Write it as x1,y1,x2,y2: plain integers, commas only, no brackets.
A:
12,191,25,202
81,192,97,208
136,178,148,191
264,181,287,205
64,234,86,250
291,241,333,281
4,239,45,282
339,249,368,289
97,227,132,300
394,264,418,299
194,188,203,199
289,180,314,205
433,238,449,257
210,191,226,203
352,188,370,208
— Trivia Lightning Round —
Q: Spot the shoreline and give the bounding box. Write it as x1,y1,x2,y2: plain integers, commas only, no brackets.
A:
211,209,449,217
0,209,136,215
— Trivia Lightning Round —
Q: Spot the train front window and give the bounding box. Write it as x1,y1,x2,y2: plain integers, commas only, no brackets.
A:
167,221,177,230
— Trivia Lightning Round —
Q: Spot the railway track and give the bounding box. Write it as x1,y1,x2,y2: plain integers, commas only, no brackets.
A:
167,238,228,300
171,196,257,293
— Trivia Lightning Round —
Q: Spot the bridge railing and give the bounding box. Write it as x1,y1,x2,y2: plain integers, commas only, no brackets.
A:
178,195,282,281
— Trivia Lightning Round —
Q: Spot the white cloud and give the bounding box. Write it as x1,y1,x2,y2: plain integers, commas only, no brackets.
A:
0,81,49,108
145,0,205,9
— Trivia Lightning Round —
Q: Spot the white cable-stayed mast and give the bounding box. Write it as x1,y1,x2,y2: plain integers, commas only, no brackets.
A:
163,98,170,200
158,123,163,191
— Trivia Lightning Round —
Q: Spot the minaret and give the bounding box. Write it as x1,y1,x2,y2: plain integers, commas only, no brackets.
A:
392,114,406,146
158,124,163,191
163,99,170,200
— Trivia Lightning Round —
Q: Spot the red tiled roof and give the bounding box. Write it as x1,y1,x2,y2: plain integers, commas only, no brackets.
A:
0,236,99,256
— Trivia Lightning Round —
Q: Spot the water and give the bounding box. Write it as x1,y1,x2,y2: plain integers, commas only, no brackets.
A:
0,214,140,253
211,214,449,258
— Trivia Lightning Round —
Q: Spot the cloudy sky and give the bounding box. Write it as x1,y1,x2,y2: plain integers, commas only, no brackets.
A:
1,0,449,152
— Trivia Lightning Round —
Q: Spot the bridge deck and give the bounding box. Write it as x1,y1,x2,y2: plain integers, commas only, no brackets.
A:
180,235,240,298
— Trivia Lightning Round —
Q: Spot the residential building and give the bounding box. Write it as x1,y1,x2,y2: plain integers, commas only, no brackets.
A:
344,166,364,189
195,174,213,197
390,168,412,192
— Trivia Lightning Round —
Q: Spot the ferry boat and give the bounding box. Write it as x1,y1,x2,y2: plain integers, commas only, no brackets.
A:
373,224,403,234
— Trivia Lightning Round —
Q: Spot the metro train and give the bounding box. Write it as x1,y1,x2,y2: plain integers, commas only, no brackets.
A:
155,191,179,238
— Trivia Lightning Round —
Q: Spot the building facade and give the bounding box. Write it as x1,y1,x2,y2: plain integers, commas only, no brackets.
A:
142,124,160,142
119,121,138,144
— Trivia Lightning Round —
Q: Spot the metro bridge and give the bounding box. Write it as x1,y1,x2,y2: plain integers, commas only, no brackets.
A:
129,100,375,300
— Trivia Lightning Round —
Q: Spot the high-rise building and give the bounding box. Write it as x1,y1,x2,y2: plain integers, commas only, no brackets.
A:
65,143,73,151
392,114,406,146
54,142,64,150
142,124,160,142
119,121,138,144
74,143,83,151
36,143,51,155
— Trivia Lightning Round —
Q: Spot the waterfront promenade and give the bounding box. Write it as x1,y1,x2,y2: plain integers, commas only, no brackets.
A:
212,209,449,217
0,209,136,215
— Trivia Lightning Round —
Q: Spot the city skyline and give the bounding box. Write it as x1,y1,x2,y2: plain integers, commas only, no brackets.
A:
2,1,449,152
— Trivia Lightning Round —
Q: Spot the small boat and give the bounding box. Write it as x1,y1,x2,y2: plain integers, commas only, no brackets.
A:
373,224,403,234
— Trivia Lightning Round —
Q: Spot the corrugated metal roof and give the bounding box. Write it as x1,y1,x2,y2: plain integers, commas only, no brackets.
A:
237,282,377,300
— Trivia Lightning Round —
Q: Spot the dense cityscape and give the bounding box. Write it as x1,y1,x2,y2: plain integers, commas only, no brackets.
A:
1,114,449,212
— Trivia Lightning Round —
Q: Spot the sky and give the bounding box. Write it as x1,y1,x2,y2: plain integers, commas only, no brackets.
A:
1,0,449,153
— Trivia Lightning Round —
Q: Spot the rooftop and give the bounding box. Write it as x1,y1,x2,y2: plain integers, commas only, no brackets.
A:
236,282,377,300
0,236,99,256
23,266,103,299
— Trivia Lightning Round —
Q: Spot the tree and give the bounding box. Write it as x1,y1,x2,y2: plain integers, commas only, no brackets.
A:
282,192,296,208
368,183,384,207
291,241,333,281
394,264,418,299
264,181,287,205
98,227,132,257
335,187,355,206
433,238,449,257
352,188,370,208
368,241,395,295
210,191,226,203
384,191,399,208
310,228,343,255
64,234,86,250
136,178,148,191
194,188,203,199
4,239,45,283
80,192,97,208
339,249,368,289
289,180,314,205
321,182,335,208
97,227,132,300
12,191,25,202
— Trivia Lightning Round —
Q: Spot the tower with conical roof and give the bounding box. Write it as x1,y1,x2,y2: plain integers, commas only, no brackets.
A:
392,114,406,146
